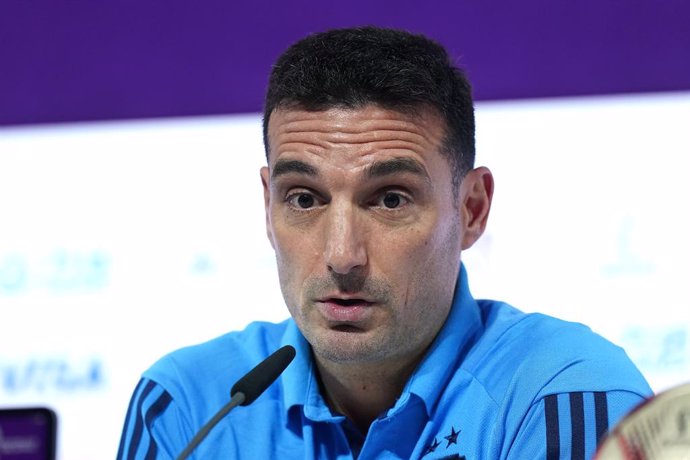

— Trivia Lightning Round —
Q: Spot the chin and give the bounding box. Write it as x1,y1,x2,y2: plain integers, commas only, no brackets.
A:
310,328,399,364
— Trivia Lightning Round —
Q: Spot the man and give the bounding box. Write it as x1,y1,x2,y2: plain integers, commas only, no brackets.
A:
118,27,652,459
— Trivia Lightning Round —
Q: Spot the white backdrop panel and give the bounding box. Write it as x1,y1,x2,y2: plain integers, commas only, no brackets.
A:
1,92,688,459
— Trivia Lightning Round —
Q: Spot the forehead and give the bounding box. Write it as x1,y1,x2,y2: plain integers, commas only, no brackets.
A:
266,105,448,168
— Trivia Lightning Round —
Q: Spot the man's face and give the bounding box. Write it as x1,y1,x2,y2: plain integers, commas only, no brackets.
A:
261,105,485,368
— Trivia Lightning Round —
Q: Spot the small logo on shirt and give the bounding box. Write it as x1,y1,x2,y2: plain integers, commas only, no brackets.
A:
423,426,464,458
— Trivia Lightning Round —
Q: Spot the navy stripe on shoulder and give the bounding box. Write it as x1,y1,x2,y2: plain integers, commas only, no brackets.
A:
117,379,146,460
594,391,609,445
569,392,585,460
126,380,158,459
544,394,560,460
144,391,173,460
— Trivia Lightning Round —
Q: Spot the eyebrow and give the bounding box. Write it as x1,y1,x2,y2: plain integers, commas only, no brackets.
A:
271,159,318,179
365,157,429,181
270,157,430,182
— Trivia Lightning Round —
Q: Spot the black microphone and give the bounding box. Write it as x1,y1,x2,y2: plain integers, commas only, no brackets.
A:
176,345,296,460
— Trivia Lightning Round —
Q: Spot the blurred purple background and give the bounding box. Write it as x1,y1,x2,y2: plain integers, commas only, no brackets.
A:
1,0,689,126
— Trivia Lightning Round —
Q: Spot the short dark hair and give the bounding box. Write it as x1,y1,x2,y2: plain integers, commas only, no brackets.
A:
262,26,475,188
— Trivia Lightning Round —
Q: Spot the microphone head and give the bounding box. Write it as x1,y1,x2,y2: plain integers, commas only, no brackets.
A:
230,345,296,406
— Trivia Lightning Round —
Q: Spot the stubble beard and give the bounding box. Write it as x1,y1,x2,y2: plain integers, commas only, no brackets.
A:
284,270,447,367
285,271,405,364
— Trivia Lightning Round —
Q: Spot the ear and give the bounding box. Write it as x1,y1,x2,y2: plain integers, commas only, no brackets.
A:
459,166,494,250
260,166,276,249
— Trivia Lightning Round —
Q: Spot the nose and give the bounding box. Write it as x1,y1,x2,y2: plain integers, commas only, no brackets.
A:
323,203,367,275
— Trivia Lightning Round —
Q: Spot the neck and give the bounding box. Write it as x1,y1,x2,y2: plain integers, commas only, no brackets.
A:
315,355,422,434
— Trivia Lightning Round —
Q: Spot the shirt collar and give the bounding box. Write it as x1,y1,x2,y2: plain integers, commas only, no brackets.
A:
279,263,483,420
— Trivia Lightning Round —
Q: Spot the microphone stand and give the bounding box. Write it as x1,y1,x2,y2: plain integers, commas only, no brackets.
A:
176,392,246,460
175,345,295,460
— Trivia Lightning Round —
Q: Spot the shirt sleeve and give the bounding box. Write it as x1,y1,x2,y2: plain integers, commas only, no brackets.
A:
507,390,648,459
117,378,190,460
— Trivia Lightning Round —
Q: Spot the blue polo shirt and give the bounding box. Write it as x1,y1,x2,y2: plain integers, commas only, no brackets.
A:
117,266,652,459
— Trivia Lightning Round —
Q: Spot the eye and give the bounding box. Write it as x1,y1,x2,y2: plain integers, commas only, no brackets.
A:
286,191,317,209
378,191,408,209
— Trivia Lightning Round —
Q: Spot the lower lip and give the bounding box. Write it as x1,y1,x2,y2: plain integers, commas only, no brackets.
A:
318,301,373,323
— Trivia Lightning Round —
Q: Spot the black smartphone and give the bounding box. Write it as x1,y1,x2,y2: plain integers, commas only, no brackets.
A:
0,407,57,460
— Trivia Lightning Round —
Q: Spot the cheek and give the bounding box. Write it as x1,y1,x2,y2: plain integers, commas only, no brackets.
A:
398,216,460,259
272,224,318,264
398,219,461,284
273,245,303,315
271,222,321,291
269,221,298,285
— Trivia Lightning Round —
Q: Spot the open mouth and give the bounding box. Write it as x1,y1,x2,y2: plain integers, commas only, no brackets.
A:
328,298,369,307
318,298,374,323
331,324,363,333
